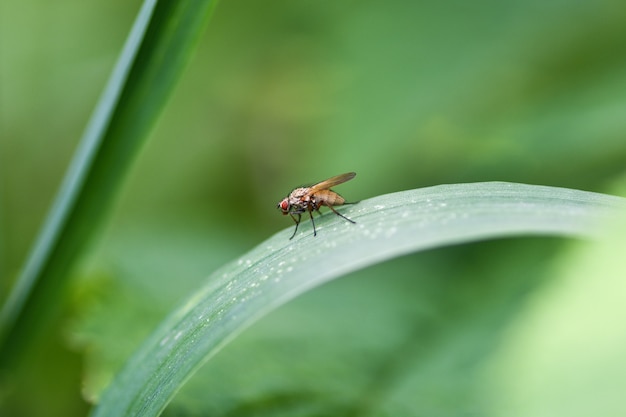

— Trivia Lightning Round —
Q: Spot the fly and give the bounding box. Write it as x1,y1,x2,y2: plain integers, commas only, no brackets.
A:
277,172,357,239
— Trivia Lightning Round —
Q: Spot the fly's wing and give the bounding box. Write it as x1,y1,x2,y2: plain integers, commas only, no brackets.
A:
309,172,356,192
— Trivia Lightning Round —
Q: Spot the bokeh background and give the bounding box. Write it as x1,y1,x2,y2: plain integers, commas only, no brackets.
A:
2,0,626,416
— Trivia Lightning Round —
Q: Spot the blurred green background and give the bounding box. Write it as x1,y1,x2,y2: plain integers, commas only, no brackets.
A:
1,0,626,416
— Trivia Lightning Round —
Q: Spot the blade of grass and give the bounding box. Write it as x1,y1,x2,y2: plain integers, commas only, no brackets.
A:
92,182,626,417
0,0,219,365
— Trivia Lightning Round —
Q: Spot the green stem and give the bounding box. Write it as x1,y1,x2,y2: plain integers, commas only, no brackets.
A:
0,0,219,367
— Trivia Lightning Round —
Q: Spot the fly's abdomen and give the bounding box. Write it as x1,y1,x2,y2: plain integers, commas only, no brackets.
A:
315,190,345,207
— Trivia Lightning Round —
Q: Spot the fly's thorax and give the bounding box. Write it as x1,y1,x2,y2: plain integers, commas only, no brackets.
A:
289,187,310,199
287,187,312,212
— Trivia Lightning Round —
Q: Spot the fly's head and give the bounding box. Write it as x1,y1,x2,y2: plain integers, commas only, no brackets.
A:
278,187,310,215
278,198,290,215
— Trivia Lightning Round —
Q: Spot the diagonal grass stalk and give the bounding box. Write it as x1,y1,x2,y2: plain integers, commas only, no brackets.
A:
0,0,219,366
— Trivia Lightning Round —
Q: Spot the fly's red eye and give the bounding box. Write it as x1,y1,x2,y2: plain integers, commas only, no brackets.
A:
279,200,289,212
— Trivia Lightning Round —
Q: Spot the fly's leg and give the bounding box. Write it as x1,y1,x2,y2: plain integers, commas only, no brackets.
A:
289,213,301,240
327,205,356,224
308,209,317,236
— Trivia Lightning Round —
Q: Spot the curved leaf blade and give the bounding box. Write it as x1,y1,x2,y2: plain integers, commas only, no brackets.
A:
92,182,626,417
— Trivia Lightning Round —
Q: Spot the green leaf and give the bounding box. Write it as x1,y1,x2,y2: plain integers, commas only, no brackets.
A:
92,182,626,417
0,0,219,364
486,206,626,417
